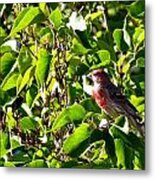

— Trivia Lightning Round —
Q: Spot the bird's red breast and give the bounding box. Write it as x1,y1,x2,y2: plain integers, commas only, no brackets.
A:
92,88,107,108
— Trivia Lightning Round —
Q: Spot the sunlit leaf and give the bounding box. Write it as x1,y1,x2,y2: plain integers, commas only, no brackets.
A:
50,7,62,29
71,38,89,55
6,111,17,129
96,50,111,65
10,6,45,36
52,104,86,131
19,116,38,131
26,159,47,167
35,48,52,88
63,123,93,154
0,131,10,158
1,72,19,91
133,27,145,49
114,138,125,169
18,66,35,93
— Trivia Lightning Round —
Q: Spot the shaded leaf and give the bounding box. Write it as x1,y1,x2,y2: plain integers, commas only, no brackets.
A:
110,126,144,152
0,52,15,77
128,0,145,18
81,98,101,113
0,88,10,107
17,46,32,75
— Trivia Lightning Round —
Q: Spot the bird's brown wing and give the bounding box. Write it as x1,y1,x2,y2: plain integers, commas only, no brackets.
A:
107,82,141,121
107,82,144,135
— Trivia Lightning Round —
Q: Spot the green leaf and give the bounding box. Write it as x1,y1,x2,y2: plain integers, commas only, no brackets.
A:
50,7,62,29
113,29,129,52
137,57,145,67
114,138,134,169
0,45,12,54
35,48,52,88
0,131,10,158
49,159,61,168
68,104,86,121
0,53,16,77
81,98,101,113
130,66,144,83
19,116,38,132
26,159,47,168
52,104,86,131
17,46,32,75
1,72,19,91
6,111,17,129
39,2,48,15
128,0,145,18
4,162,16,167
117,55,130,73
10,7,44,36
133,27,145,49
63,123,93,154
96,50,111,65
0,88,10,107
26,85,38,107
130,95,144,107
18,66,35,93
0,27,7,37
114,138,125,169
123,29,131,47
97,40,116,61
71,38,89,55
134,150,145,170
0,27,7,45
86,11,103,21
39,27,54,45
11,136,21,150
110,126,144,152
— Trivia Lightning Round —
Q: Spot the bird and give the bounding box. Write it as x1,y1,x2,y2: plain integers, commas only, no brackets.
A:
87,68,144,136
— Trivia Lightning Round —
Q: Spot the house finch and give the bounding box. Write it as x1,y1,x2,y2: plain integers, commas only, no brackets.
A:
87,69,144,136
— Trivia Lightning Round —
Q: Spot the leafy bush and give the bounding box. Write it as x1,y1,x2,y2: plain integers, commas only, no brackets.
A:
0,1,145,169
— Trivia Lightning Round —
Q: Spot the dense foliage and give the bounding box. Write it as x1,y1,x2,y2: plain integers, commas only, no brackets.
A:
0,1,145,169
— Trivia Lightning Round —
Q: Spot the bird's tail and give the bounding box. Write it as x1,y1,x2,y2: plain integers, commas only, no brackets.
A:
128,115,145,136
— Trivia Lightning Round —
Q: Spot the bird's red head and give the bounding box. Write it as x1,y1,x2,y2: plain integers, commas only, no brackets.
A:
90,69,110,84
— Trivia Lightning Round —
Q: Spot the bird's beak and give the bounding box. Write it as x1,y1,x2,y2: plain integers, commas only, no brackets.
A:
86,72,93,85
86,72,92,80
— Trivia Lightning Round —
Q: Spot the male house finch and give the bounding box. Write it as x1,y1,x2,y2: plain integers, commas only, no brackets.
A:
87,69,144,136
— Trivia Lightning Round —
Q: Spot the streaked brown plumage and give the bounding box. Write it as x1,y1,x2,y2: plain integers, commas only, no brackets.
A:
89,69,144,136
